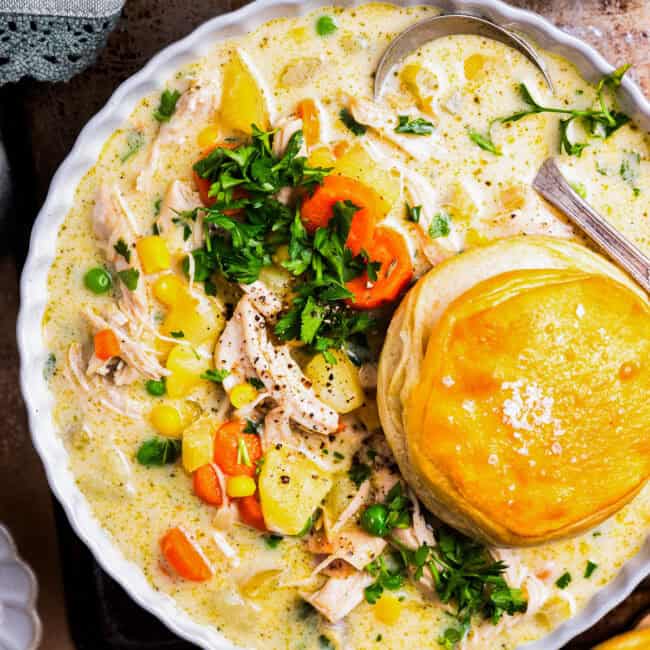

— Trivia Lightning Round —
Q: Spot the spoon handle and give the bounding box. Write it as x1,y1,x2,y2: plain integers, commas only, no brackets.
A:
533,158,650,294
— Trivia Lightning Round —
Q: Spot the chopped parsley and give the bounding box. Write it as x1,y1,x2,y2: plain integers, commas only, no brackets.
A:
170,330,185,338
468,129,501,155
136,437,181,466
584,561,598,579
316,15,337,36
570,182,587,199
620,150,641,196
153,88,181,123
348,461,372,487
496,66,631,156
117,268,140,291
555,572,572,589
113,238,131,263
120,130,145,163
263,534,283,549
339,107,367,136
429,211,451,239
201,368,230,383
395,115,434,135
247,377,265,389
365,553,406,603
244,419,260,435
406,202,422,223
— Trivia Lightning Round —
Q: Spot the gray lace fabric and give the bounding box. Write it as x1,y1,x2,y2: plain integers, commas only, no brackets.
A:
0,0,124,84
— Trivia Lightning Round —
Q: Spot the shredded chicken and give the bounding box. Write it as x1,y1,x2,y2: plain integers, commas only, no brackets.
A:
137,76,222,192
403,169,464,265
157,179,203,253
239,280,283,320
83,307,167,380
357,363,377,390
66,343,142,418
303,572,374,623
272,116,306,158
92,184,150,325
348,97,438,161
237,297,338,434
329,480,371,536
215,311,257,392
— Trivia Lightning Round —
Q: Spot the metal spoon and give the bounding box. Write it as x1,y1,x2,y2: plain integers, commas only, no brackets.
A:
374,13,553,100
533,158,650,294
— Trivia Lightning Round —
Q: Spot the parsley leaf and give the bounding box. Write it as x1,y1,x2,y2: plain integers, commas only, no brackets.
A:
429,211,451,239
340,108,367,136
114,238,131,263
170,330,185,338
153,89,181,123
136,437,181,466
348,461,372,487
247,377,265,389
406,202,422,223
201,368,230,383
117,268,140,291
584,561,598,579
468,129,501,155
264,534,283,549
555,572,572,589
395,115,434,135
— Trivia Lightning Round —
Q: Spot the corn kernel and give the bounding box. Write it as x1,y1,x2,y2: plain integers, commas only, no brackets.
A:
149,404,183,437
374,594,402,625
198,124,220,150
136,236,171,274
230,383,258,409
287,26,308,43
153,274,186,306
226,475,257,498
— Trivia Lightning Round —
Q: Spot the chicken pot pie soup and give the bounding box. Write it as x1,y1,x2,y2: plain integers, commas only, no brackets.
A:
42,3,650,649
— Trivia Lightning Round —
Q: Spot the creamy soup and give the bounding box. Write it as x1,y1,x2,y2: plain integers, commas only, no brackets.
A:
42,3,650,649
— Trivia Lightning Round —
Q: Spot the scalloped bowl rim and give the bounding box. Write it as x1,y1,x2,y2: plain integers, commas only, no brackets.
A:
16,1,650,648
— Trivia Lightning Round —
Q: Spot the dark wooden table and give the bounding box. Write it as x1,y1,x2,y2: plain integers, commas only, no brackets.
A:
0,1,648,648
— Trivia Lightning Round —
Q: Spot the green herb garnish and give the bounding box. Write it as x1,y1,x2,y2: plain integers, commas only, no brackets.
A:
113,238,131,263
339,107,367,136
117,268,140,291
348,461,372,487
120,130,145,162
170,330,185,338
247,377,265,389
429,211,451,239
201,368,230,383
264,534,283,549
136,437,181,466
395,115,434,135
584,561,598,579
316,15,337,36
153,88,181,123
555,572,572,589
468,129,500,155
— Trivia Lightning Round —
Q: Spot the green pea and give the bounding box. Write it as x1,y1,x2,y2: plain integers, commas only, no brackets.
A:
145,378,166,396
360,503,389,537
84,267,112,294
316,15,337,36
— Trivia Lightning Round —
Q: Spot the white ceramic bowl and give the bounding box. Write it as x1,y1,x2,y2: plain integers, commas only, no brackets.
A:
17,1,650,648
0,525,41,650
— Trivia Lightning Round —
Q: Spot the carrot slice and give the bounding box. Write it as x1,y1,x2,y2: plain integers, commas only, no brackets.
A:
213,420,262,478
160,527,212,582
346,227,413,309
332,140,349,159
94,329,120,360
193,463,223,506
300,175,381,255
296,99,320,147
237,494,266,531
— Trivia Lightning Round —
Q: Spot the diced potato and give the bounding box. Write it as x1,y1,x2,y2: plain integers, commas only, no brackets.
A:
355,397,381,432
308,146,336,169
333,143,400,215
166,344,206,398
500,185,527,212
305,350,364,414
259,446,332,535
219,52,269,134
400,63,439,113
161,295,225,347
278,57,322,88
136,236,170,274
464,53,489,81
446,182,477,225
182,416,217,473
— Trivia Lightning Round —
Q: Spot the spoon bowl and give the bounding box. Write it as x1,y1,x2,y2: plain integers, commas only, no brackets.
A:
374,13,553,100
